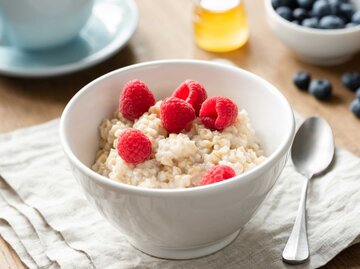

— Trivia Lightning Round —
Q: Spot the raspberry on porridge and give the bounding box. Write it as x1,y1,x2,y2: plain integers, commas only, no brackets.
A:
92,79,266,189
172,80,207,115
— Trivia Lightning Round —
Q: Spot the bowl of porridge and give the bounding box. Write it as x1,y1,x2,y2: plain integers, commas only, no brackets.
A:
60,60,295,259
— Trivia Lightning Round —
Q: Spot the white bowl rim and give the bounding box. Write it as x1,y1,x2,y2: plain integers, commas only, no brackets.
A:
59,59,295,197
265,0,360,35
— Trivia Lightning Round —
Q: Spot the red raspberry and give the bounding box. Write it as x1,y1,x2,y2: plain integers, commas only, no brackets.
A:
119,80,156,120
199,165,236,186
160,97,196,133
172,80,207,115
117,129,152,164
199,96,238,131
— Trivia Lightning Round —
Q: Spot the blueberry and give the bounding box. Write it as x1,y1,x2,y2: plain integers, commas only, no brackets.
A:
302,17,319,27
319,15,345,28
356,88,360,99
272,0,283,9
350,99,360,117
292,20,301,25
328,0,340,5
341,72,360,91
328,0,341,15
297,0,315,9
293,8,309,21
293,71,311,90
352,11,360,24
312,0,332,17
339,3,355,21
276,7,293,21
346,22,359,28
309,79,332,100
330,0,350,4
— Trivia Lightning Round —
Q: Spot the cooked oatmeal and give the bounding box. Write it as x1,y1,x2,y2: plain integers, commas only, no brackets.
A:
92,101,266,189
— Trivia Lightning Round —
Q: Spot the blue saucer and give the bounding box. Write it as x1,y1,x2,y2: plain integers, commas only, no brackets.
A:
0,0,138,77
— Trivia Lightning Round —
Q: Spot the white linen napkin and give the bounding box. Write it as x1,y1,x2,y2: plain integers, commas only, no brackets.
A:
0,219,38,269
0,118,359,269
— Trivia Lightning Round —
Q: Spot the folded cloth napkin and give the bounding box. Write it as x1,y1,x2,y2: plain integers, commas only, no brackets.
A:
0,118,359,269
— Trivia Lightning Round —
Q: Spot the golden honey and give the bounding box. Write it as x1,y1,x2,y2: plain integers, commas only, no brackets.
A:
193,0,249,52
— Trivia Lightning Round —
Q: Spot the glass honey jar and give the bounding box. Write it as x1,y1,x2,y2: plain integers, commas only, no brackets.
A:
193,0,249,52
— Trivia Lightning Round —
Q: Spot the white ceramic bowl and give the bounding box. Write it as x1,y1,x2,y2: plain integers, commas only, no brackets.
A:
265,0,360,66
60,60,295,259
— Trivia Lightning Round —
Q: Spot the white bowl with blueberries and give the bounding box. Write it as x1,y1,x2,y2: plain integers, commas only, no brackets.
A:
265,0,360,65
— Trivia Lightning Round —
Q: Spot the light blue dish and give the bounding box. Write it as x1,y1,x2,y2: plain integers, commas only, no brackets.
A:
0,0,138,77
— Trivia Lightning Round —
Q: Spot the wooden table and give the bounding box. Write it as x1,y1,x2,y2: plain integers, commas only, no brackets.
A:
0,0,359,268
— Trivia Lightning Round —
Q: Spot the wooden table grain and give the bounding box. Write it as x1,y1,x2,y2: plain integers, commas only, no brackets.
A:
0,0,359,268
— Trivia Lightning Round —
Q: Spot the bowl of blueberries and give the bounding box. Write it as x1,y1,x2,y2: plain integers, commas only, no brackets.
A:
265,0,360,65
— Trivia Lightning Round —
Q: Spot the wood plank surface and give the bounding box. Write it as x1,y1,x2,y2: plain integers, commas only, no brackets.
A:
0,0,359,268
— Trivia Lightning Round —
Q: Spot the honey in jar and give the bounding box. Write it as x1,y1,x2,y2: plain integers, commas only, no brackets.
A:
193,0,249,52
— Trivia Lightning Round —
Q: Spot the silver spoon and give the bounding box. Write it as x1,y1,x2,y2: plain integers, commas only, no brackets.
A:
282,117,334,264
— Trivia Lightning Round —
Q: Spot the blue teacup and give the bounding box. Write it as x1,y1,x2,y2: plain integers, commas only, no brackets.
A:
0,0,94,50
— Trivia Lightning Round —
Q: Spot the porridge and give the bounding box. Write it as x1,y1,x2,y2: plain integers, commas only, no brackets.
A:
92,79,266,188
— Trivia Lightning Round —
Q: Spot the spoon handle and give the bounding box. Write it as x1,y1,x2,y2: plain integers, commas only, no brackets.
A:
282,178,310,264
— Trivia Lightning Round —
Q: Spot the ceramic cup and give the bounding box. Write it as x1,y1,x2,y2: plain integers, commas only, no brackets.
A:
0,0,94,50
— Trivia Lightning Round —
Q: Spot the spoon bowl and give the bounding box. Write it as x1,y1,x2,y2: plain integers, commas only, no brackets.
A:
291,117,335,178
